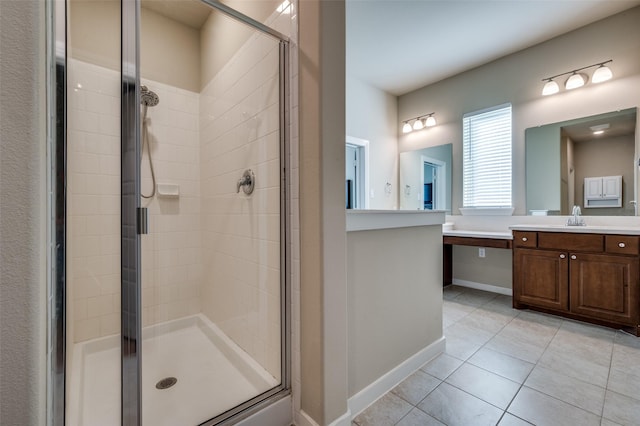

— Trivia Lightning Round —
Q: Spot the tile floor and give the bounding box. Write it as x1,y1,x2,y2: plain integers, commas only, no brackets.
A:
352,285,640,426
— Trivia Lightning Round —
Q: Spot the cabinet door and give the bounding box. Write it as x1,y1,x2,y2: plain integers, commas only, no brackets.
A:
602,176,621,199
514,248,569,311
570,253,639,325
584,177,603,200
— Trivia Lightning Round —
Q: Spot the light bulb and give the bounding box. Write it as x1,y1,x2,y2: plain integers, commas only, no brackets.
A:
592,65,613,83
542,80,559,96
425,115,437,127
565,73,587,90
413,119,424,130
402,122,412,133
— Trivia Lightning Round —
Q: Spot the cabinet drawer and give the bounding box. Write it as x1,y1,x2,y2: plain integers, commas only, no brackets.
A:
605,235,639,255
538,232,603,252
514,231,537,248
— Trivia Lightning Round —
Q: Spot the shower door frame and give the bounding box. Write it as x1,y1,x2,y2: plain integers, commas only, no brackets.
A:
47,0,292,424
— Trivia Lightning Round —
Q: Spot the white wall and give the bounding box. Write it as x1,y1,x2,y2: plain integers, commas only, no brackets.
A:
399,7,640,216
346,76,398,209
0,0,46,422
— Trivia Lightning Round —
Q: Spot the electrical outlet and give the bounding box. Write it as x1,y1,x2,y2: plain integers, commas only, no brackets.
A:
479,248,486,258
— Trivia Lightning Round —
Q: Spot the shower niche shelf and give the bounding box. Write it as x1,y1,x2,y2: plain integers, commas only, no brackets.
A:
157,183,180,198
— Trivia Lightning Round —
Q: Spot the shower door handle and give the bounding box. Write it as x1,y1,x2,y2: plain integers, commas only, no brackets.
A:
137,207,149,234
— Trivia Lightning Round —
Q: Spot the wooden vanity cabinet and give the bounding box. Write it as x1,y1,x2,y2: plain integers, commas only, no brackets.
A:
514,248,569,311
513,230,640,335
570,253,638,325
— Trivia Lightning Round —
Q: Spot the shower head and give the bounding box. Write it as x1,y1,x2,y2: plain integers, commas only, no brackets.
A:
140,85,159,107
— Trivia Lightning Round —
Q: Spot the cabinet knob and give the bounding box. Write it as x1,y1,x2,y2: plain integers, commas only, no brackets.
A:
571,255,577,260
559,254,566,259
618,242,626,248
522,237,528,242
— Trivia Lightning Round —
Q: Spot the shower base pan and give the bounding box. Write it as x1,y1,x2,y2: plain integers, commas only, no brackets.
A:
67,314,278,426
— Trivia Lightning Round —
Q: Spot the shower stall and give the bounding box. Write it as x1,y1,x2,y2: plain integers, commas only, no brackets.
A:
48,0,292,424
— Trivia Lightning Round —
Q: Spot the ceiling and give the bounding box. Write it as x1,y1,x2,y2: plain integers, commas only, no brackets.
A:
346,0,640,96
142,0,212,29
140,0,278,29
562,110,637,143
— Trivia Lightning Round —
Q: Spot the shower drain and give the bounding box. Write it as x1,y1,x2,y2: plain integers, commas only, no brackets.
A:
155,377,177,390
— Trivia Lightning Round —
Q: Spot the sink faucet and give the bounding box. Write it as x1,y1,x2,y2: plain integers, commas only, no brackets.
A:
567,205,586,226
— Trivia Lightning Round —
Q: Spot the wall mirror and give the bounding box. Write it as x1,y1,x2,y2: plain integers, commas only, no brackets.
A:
399,143,452,211
526,108,637,216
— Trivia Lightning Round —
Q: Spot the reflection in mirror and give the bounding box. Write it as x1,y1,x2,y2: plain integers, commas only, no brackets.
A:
400,143,452,211
526,108,637,216
345,136,370,209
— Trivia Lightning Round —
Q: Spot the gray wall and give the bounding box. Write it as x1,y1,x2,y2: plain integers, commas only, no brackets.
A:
525,125,562,213
398,7,640,291
0,0,47,423
347,226,443,395
346,76,399,209
574,134,635,215
399,6,640,216
299,0,349,424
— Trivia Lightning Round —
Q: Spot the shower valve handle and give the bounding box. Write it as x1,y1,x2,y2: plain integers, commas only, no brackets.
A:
237,169,255,195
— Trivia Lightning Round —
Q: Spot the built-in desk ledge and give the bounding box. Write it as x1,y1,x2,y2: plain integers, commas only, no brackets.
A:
510,224,640,236
346,210,445,232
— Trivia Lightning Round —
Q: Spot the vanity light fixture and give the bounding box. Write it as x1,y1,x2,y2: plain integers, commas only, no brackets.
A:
401,112,436,133
425,114,437,127
541,60,612,96
542,79,559,96
565,72,588,90
592,63,613,83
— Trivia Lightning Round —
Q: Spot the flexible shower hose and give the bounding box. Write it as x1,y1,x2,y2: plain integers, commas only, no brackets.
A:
141,104,157,199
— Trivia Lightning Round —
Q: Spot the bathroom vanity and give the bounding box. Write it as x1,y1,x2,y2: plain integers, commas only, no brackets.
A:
511,225,640,336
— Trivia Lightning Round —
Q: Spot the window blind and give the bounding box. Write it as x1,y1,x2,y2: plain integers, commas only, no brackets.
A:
463,103,512,207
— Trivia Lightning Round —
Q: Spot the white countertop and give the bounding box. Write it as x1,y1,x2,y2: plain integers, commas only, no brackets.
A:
346,210,446,232
443,229,513,240
510,224,640,235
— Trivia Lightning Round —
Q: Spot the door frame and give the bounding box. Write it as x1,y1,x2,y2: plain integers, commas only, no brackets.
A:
421,155,447,210
346,135,370,209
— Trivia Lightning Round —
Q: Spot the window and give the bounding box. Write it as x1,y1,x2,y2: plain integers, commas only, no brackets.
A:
463,103,512,207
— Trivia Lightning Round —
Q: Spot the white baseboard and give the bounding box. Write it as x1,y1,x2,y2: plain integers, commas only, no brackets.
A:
348,336,446,418
453,278,513,296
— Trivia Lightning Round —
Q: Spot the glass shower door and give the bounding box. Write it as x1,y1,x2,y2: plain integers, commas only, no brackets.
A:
60,0,289,424
64,0,123,423
136,1,289,424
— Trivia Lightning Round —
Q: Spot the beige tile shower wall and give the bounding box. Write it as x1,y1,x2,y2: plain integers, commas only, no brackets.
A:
199,29,282,378
140,80,202,327
68,59,202,342
67,59,121,343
